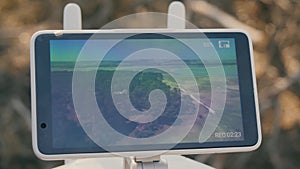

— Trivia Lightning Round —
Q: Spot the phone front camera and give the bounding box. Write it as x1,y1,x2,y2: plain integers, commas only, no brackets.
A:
40,123,47,129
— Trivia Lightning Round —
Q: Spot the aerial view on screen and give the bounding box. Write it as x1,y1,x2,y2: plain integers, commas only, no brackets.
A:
50,37,244,149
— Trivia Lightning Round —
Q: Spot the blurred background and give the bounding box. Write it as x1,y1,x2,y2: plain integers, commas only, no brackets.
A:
0,0,299,168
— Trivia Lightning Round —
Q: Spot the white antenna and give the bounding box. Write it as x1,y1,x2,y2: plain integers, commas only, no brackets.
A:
167,1,186,29
63,3,82,30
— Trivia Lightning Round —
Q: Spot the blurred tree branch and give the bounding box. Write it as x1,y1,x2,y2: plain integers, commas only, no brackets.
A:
189,0,266,44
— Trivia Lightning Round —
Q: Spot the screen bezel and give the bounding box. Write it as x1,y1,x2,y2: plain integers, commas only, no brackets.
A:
32,30,261,158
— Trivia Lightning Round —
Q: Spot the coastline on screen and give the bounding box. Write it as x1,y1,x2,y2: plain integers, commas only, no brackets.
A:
49,37,244,149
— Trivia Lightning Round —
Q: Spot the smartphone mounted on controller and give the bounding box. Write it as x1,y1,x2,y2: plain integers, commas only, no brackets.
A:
30,2,261,162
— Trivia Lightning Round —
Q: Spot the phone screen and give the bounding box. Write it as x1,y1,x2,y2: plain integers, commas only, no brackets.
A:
48,35,244,150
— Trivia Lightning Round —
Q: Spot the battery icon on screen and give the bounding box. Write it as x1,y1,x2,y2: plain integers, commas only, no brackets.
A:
218,40,230,48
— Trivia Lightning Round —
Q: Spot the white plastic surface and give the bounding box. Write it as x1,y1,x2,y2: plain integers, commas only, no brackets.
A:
167,1,186,29
53,155,215,169
63,3,82,30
